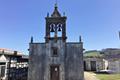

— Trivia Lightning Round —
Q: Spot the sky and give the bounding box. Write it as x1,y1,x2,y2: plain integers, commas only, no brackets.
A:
0,0,120,54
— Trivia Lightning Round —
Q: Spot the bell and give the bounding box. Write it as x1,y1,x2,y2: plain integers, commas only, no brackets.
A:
51,26,55,32
58,27,61,31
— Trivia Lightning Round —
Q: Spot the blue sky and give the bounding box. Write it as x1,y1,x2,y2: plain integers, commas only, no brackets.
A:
0,0,120,54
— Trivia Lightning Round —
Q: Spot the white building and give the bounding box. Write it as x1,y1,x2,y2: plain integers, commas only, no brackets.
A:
0,48,28,80
84,48,120,73
84,50,105,71
103,48,120,73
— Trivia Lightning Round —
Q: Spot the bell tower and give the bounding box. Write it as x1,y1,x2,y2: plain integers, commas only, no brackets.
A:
45,4,67,43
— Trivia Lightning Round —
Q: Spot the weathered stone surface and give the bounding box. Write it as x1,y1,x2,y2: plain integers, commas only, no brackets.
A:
28,43,46,80
28,4,84,80
28,40,84,80
84,57,104,71
65,43,84,80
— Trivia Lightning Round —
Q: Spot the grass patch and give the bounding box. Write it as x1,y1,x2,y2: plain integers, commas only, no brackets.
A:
96,73,120,80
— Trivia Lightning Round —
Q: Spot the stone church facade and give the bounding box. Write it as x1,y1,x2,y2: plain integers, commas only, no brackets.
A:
28,4,84,80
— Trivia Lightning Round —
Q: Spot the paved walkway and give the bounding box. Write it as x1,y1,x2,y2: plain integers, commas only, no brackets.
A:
84,72,99,80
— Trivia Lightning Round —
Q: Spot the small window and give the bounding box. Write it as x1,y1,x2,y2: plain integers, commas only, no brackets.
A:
52,47,58,56
0,66,5,77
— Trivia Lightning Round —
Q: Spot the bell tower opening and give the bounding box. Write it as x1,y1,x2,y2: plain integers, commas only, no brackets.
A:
45,4,67,43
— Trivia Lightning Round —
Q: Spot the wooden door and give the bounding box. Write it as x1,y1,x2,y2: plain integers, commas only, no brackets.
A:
50,65,59,80
84,61,87,71
91,61,96,71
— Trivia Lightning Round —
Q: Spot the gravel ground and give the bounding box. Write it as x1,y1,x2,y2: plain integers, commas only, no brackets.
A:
84,72,99,80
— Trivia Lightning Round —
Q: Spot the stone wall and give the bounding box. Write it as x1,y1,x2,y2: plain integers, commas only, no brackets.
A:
28,41,84,80
84,58,104,71
65,43,84,80
28,43,46,80
108,59,120,73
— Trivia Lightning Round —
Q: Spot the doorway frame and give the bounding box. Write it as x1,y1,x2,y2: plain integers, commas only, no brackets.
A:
49,64,60,80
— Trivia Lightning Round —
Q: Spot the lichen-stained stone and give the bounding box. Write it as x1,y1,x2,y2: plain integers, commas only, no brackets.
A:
65,43,84,80
28,41,84,80
28,4,84,80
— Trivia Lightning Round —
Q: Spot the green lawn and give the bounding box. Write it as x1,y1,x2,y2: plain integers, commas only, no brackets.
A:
96,73,120,80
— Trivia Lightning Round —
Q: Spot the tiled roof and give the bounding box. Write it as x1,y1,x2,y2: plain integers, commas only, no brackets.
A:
0,48,23,56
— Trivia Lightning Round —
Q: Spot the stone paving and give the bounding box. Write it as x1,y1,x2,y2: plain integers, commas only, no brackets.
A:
84,72,99,80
